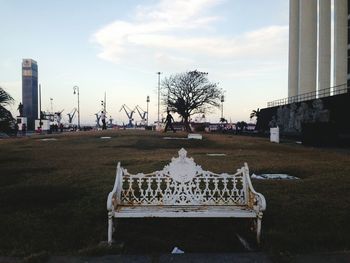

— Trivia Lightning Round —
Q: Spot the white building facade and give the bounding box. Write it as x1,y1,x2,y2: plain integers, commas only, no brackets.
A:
288,0,349,98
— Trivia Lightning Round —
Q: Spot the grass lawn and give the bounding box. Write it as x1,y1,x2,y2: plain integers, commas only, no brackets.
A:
0,130,350,257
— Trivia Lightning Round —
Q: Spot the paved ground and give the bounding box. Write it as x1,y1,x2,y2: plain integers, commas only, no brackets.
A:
49,252,350,263
47,252,350,263
2,252,350,263
293,251,350,263
47,253,271,263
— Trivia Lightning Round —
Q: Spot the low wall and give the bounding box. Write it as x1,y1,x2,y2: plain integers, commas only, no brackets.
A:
256,92,350,145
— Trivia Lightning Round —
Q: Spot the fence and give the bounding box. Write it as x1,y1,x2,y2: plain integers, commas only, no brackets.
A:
267,84,348,108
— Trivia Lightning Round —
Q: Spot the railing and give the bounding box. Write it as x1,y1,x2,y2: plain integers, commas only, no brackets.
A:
267,83,348,108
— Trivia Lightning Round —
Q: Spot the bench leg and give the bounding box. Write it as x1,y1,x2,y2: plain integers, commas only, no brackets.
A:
108,212,113,244
256,213,262,245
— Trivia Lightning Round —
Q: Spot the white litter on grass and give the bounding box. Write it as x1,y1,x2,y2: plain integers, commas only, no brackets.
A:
251,174,300,180
171,247,184,254
40,138,57,141
100,137,112,139
187,133,202,140
163,137,188,140
206,153,226,157
163,134,203,140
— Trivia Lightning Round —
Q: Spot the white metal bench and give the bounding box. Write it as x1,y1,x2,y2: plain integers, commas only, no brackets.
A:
107,148,266,244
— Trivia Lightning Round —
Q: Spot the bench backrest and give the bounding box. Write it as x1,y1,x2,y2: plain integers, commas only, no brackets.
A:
112,148,252,206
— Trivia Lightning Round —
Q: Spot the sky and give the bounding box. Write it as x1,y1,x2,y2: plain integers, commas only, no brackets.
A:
0,0,289,125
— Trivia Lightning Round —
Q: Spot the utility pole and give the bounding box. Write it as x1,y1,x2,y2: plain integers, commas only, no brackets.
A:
104,91,106,112
157,72,162,126
146,95,150,126
73,86,80,129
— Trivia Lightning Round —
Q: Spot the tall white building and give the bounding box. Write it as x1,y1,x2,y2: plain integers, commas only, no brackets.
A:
288,0,349,98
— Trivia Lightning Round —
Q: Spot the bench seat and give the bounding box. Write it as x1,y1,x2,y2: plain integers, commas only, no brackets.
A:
112,205,258,218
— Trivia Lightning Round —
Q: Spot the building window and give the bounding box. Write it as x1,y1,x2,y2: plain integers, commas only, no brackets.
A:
23,69,32,76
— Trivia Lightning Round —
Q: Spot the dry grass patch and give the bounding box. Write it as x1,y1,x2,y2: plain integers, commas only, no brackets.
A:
0,130,350,256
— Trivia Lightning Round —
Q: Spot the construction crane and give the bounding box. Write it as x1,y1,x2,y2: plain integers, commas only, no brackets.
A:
55,109,64,125
94,112,101,127
67,108,77,124
119,104,135,127
134,105,148,126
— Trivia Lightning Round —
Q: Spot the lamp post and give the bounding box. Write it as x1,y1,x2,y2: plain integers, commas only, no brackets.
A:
73,86,80,129
100,92,106,112
39,84,42,128
221,95,225,120
146,95,150,126
156,72,162,126
50,98,53,113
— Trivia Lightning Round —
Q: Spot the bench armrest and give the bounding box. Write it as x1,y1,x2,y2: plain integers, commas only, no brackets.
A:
107,162,123,211
107,192,114,211
244,163,266,212
253,192,267,212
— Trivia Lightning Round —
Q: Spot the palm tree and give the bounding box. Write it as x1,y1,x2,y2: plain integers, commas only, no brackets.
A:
0,87,14,105
250,108,260,120
0,87,16,134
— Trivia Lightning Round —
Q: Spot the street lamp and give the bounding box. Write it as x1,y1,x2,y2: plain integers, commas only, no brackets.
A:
156,72,162,125
146,95,150,126
101,91,106,112
73,86,80,129
50,98,53,113
221,95,225,120
39,84,42,128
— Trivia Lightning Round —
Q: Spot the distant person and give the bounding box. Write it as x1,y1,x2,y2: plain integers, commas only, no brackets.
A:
164,110,176,133
101,111,107,130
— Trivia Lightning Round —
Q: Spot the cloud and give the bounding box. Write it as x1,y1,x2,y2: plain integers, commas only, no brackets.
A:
134,0,222,28
126,25,287,58
92,0,223,63
91,0,288,68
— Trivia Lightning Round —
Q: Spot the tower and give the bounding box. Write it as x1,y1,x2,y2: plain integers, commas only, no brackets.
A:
22,59,38,130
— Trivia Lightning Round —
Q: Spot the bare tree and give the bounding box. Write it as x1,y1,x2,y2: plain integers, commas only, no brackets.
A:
162,70,222,132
